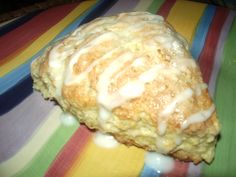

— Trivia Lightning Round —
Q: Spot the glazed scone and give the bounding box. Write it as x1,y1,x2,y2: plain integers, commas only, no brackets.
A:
31,12,220,164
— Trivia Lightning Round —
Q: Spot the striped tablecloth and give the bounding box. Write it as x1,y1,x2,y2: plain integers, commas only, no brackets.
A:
0,0,236,176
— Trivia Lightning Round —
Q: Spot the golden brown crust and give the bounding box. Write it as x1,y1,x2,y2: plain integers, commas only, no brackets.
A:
31,12,220,163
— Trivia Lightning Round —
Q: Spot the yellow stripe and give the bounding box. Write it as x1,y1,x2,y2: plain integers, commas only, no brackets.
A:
166,1,206,43
65,135,145,177
0,1,96,77
133,0,153,11
0,106,62,177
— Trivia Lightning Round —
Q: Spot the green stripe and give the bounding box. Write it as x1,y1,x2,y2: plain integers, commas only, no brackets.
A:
147,0,164,14
13,124,79,177
203,18,236,177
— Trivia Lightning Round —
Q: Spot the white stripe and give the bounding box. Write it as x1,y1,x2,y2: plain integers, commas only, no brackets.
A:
208,11,236,97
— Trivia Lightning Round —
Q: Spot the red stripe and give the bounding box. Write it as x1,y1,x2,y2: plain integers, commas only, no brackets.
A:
44,125,92,177
162,160,189,177
0,3,78,64
198,7,229,83
157,0,176,19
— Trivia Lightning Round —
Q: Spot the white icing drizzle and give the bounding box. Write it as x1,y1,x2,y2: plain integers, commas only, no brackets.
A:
48,43,74,96
124,11,163,21
119,64,164,99
49,42,75,69
175,136,182,145
97,63,165,122
172,58,197,69
49,42,72,62
95,50,165,122
161,88,194,117
156,137,170,153
181,104,215,129
144,152,174,173
139,64,164,82
98,106,111,124
97,52,134,110
65,32,117,85
195,83,208,96
155,35,173,50
119,80,145,98
158,83,208,135
161,83,208,117
158,122,167,136
67,48,119,85
113,57,145,81
93,131,119,148
49,44,63,68
46,12,208,133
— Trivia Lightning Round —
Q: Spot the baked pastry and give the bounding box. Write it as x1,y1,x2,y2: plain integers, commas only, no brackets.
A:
31,12,220,164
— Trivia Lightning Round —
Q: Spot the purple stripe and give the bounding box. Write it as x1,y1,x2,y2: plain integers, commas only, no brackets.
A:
0,92,54,162
103,0,139,16
208,11,236,97
187,162,202,177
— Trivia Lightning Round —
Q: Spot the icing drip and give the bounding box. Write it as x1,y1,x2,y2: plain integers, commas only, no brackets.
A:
99,106,111,124
93,131,119,148
60,112,77,126
158,122,167,136
144,152,174,173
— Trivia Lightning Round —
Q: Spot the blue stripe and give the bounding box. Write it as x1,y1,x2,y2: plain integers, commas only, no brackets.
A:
0,0,116,114
190,5,216,60
0,77,32,115
139,164,161,177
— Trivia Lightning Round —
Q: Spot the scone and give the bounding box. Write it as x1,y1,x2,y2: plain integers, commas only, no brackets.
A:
31,12,220,164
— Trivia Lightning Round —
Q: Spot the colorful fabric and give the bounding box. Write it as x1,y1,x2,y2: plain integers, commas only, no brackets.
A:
195,0,236,10
0,0,236,176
